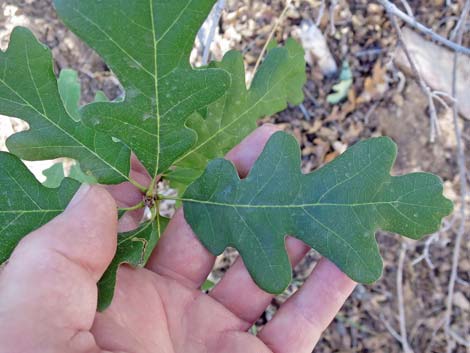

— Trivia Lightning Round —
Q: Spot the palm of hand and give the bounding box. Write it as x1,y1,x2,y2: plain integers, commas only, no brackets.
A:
0,126,354,353
93,265,271,353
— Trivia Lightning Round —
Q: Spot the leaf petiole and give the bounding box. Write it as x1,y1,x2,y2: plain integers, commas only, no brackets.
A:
146,176,158,197
129,178,148,193
118,201,145,213
158,195,181,202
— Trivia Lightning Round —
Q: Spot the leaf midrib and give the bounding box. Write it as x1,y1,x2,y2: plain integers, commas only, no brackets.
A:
301,206,377,278
148,0,160,180
171,50,304,166
72,7,155,80
5,168,42,209
180,198,448,210
0,77,130,182
0,210,62,214
118,221,154,246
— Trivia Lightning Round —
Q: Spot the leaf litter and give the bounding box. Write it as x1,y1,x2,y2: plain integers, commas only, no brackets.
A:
0,0,468,351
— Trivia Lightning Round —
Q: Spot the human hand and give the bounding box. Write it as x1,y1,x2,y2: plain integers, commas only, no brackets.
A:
0,125,356,353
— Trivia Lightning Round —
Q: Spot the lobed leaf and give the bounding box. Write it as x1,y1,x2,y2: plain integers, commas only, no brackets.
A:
42,162,97,188
97,216,169,311
58,68,81,121
42,162,67,189
0,151,80,264
54,0,231,178
183,132,453,293
0,28,131,184
0,0,451,312
167,39,306,190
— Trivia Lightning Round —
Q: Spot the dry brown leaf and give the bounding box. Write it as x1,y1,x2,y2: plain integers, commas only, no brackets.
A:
357,60,388,104
312,137,330,163
324,151,339,163
325,87,357,122
307,119,322,134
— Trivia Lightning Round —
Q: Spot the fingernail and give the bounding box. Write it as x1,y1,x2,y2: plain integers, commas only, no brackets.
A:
67,184,91,209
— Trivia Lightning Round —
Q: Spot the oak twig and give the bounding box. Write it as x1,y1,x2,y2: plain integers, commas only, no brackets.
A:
252,0,292,79
444,1,470,351
385,9,441,142
397,243,414,353
202,0,226,65
377,0,470,55
315,0,326,26
329,0,338,35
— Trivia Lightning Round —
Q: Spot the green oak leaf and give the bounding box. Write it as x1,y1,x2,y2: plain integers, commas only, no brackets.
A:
54,0,231,178
201,279,215,292
43,68,110,188
68,163,98,184
43,161,97,188
0,151,80,264
183,132,453,293
58,68,81,121
42,162,66,189
327,61,353,104
0,27,131,184
94,91,109,103
58,68,111,109
167,39,306,189
97,216,169,311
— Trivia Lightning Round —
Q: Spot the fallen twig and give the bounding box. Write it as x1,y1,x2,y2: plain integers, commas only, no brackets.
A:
329,0,338,35
455,277,470,287
448,329,470,348
411,233,438,269
412,217,456,269
425,317,446,353
298,103,311,120
397,243,414,353
450,0,470,41
202,0,225,65
398,0,414,17
380,313,404,343
355,48,384,57
385,9,441,142
377,0,470,55
252,0,292,79
315,0,326,26
444,1,470,351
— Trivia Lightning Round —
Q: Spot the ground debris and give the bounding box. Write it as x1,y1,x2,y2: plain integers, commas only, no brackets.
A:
0,0,467,352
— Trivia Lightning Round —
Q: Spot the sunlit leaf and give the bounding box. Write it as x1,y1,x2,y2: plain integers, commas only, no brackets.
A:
184,132,452,292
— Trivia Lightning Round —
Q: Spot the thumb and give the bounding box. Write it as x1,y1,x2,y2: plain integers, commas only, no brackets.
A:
0,185,117,353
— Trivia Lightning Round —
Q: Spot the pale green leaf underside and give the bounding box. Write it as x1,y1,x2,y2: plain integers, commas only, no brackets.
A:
42,163,66,189
0,28,131,184
167,39,306,189
58,68,81,121
42,68,109,188
0,151,80,264
183,132,453,293
327,61,353,104
42,162,97,189
97,216,169,311
54,0,231,177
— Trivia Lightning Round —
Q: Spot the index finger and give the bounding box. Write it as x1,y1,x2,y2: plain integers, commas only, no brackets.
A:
146,124,281,288
258,259,356,353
